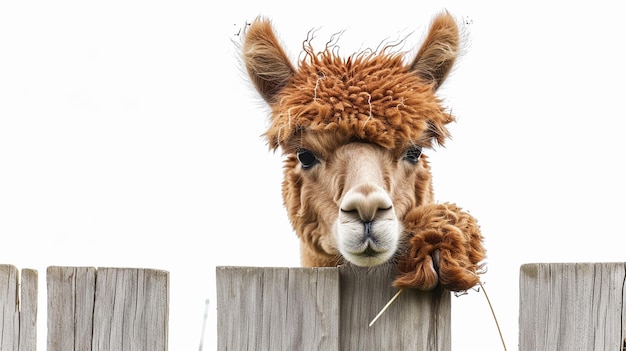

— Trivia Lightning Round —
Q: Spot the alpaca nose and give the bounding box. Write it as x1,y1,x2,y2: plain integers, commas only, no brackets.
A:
340,184,393,222
336,182,399,266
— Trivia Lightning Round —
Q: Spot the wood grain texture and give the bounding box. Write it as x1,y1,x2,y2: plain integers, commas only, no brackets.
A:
18,269,37,351
519,262,626,351
47,266,169,351
91,268,169,351
47,266,96,351
339,264,450,351
216,264,450,351
0,265,38,351
216,266,339,351
1,264,19,351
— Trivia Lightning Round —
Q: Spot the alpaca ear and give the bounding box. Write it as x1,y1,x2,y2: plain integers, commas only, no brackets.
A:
242,18,296,104
409,12,460,90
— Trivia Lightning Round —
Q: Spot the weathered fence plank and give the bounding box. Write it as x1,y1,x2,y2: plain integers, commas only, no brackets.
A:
18,269,38,351
216,263,451,351
216,266,339,350
1,264,19,351
47,266,169,351
47,266,95,351
519,262,626,351
0,264,38,351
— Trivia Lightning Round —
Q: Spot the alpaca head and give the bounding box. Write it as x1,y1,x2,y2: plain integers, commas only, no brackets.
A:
242,12,460,267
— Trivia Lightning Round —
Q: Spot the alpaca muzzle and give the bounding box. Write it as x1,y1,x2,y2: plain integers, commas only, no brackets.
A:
336,185,400,266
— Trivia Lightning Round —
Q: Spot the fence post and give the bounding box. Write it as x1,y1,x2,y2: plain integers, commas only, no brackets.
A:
519,262,626,351
47,266,169,351
0,265,38,351
216,263,451,351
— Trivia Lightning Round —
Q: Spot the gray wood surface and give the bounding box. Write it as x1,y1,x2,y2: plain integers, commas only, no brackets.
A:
47,266,169,351
216,266,339,351
519,262,626,351
216,264,450,351
0,265,37,351
1,264,19,351
18,269,38,351
0,265,20,351
47,266,96,351
92,268,169,351
339,264,450,351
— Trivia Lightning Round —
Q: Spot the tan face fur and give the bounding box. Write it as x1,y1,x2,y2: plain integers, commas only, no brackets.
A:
279,130,435,266
242,12,460,267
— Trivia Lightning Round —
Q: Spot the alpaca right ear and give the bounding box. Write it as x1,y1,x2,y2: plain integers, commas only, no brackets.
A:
409,12,460,91
242,18,296,104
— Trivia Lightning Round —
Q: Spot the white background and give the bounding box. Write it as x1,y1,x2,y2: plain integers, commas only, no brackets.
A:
1,1,625,350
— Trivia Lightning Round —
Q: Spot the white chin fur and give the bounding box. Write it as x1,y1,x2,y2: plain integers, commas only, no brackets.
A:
336,219,400,267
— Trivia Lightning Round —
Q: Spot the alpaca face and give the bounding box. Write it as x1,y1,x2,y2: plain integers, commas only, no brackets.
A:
283,132,432,267
318,142,422,266
282,133,434,267
242,12,460,267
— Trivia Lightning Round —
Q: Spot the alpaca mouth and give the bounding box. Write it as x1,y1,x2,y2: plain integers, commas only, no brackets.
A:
362,245,377,257
337,218,399,266
351,240,383,258
343,238,394,266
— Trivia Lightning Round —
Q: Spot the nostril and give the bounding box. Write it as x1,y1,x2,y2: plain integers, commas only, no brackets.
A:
340,187,394,222
340,199,359,214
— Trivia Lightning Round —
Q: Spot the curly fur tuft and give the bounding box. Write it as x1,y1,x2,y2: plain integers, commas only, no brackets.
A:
394,203,486,291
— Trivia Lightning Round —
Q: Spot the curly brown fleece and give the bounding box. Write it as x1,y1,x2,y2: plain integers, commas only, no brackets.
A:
394,203,486,291
265,52,454,152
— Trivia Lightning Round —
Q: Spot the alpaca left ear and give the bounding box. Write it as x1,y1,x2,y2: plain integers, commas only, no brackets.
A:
243,18,296,104
409,12,460,90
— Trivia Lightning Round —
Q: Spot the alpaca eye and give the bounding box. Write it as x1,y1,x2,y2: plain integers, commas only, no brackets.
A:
297,149,318,169
403,146,423,164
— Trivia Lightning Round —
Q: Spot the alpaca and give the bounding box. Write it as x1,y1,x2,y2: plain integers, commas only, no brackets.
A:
241,12,485,291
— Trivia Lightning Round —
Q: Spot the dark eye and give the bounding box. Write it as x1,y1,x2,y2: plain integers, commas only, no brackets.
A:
297,149,318,169
403,146,423,164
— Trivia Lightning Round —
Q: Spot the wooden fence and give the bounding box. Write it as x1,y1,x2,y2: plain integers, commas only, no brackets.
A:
0,264,169,351
2,263,625,350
